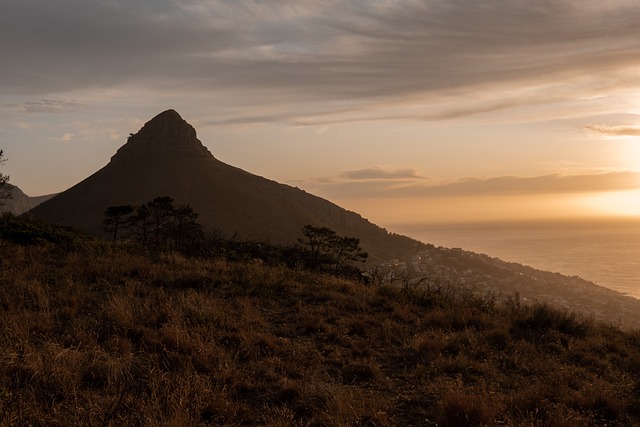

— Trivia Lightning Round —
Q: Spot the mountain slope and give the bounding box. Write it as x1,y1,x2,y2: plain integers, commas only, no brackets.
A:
28,110,423,262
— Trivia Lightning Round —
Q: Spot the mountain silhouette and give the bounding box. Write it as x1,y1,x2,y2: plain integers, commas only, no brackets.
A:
29,109,423,261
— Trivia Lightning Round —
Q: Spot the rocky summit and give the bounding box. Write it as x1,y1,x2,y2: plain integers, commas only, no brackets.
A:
111,109,212,162
28,109,422,262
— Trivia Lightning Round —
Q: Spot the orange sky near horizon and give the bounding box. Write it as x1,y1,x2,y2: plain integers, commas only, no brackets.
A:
328,187,640,226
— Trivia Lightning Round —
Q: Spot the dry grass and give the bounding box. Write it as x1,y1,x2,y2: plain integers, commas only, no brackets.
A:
2,236,640,426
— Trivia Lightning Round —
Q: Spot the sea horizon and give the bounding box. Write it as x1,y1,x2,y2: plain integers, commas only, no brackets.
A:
390,217,640,300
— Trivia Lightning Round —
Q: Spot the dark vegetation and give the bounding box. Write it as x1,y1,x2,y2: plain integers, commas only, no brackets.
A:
103,199,368,279
103,197,201,253
2,213,640,426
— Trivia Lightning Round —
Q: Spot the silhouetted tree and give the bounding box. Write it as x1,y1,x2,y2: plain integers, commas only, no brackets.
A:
299,225,368,274
147,196,176,247
0,150,11,204
106,196,205,253
103,205,135,241
130,204,152,244
171,204,201,250
333,235,368,270
300,225,338,269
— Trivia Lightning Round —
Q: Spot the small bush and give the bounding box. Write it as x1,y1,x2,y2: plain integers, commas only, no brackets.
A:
514,303,593,339
0,212,83,246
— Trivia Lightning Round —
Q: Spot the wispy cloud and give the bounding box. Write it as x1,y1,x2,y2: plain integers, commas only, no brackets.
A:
585,124,640,137
341,166,424,181
22,99,83,114
423,173,640,197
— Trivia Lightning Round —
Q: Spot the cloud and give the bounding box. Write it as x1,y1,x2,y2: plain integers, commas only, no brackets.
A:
22,99,83,114
301,171,640,200
341,166,424,180
585,124,640,137
423,173,640,197
3,1,640,124
57,133,74,142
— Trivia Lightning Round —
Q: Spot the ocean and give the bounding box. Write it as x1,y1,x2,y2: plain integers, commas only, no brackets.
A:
392,219,640,299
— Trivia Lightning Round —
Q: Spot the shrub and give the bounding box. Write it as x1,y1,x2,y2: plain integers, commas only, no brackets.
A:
0,212,82,246
513,303,593,339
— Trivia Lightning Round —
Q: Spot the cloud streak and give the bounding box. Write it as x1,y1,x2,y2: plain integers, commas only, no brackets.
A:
586,124,640,137
341,166,424,181
300,171,640,200
3,1,640,124
22,99,83,114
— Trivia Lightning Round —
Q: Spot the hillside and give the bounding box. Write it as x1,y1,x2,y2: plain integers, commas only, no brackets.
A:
28,109,423,263
393,246,640,329
2,219,640,426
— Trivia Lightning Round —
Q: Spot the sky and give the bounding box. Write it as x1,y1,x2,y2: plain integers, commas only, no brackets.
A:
2,0,640,227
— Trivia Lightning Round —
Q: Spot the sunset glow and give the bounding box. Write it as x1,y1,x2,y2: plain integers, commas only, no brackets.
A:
581,190,640,218
3,1,640,226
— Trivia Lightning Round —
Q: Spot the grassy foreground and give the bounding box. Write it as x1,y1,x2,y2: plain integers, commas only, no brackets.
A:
2,232,640,425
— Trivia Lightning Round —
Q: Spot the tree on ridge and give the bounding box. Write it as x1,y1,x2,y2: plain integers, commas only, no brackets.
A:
300,225,368,274
0,150,11,204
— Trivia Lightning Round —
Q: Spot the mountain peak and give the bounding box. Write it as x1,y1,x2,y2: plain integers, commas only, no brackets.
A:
111,109,212,162
152,109,182,121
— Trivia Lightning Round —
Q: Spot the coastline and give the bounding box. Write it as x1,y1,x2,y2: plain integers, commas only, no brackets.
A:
390,218,640,299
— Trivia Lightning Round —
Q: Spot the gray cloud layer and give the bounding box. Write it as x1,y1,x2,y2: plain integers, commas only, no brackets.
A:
3,0,640,124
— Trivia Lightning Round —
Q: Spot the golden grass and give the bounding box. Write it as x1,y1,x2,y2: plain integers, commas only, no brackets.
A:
1,237,640,425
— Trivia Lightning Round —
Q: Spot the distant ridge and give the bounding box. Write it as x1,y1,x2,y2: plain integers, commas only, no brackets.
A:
29,109,423,261
1,184,55,215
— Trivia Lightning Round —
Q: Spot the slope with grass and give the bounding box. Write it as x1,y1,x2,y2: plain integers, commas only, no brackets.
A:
2,220,640,426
